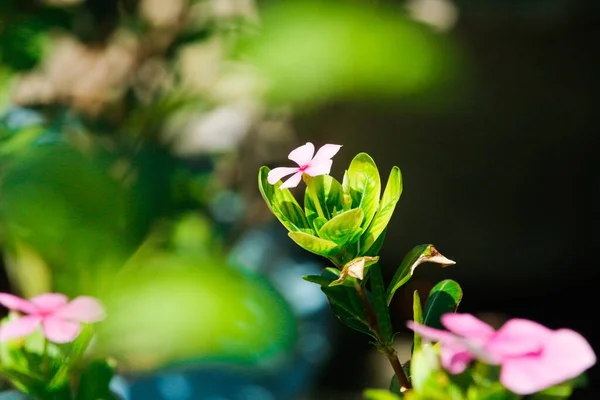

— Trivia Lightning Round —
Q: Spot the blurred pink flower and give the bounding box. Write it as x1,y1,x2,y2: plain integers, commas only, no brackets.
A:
408,313,596,395
267,142,342,189
0,293,105,344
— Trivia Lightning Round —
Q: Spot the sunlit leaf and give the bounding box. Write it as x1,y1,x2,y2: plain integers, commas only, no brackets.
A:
422,280,462,330
413,290,423,352
347,153,380,233
288,231,339,257
304,174,343,224
318,208,364,245
258,166,311,233
386,245,455,305
361,166,402,254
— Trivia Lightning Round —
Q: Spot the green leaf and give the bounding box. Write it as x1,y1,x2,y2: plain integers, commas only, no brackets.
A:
410,343,440,392
386,245,456,305
363,389,403,400
288,231,339,256
362,228,387,257
304,174,343,223
318,208,364,245
258,166,311,233
75,359,119,400
369,263,394,346
313,216,328,232
413,290,423,352
423,280,463,330
347,153,381,233
305,268,375,339
361,166,402,254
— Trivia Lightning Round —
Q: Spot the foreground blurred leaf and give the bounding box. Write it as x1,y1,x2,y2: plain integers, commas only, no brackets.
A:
387,245,455,305
96,255,297,371
75,359,119,400
422,279,463,330
363,389,402,400
0,145,132,296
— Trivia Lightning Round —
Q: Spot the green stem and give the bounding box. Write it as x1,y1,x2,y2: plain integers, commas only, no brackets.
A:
353,280,412,391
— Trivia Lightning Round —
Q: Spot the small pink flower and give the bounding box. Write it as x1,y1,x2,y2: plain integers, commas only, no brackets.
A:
0,292,105,344
408,313,596,395
267,142,342,189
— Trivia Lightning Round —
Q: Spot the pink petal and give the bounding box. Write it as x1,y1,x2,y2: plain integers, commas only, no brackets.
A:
279,172,304,189
487,318,552,359
441,313,496,341
440,340,474,374
42,317,82,343
312,144,342,162
288,142,315,166
500,329,596,395
54,296,105,323
0,293,37,314
303,159,333,177
407,321,453,342
30,293,68,314
267,167,299,185
0,316,41,341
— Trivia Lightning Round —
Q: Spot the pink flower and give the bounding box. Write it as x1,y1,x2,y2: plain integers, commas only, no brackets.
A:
267,142,342,189
0,292,105,344
408,313,596,395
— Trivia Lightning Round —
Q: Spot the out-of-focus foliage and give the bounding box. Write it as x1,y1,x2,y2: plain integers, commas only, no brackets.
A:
237,0,459,107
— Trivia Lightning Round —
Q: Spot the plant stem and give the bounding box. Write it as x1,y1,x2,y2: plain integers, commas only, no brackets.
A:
353,280,412,391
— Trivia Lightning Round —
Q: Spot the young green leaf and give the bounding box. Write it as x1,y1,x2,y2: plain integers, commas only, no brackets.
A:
318,208,364,245
386,245,456,305
288,231,338,256
312,216,328,232
422,279,463,330
361,166,402,254
413,290,423,352
347,153,381,233
258,166,311,233
370,263,394,346
304,174,343,223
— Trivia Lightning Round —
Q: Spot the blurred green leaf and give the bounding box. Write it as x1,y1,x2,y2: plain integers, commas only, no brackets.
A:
318,208,364,245
312,216,327,233
0,145,133,296
258,166,311,233
386,245,455,305
363,389,403,400
96,256,297,371
423,280,463,330
413,290,423,352
347,153,380,235
75,359,118,400
240,0,457,106
304,174,343,225
361,166,402,254
369,263,394,346
410,343,440,392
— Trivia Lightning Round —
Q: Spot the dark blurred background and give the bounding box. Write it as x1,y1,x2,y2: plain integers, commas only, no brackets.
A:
2,0,600,399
